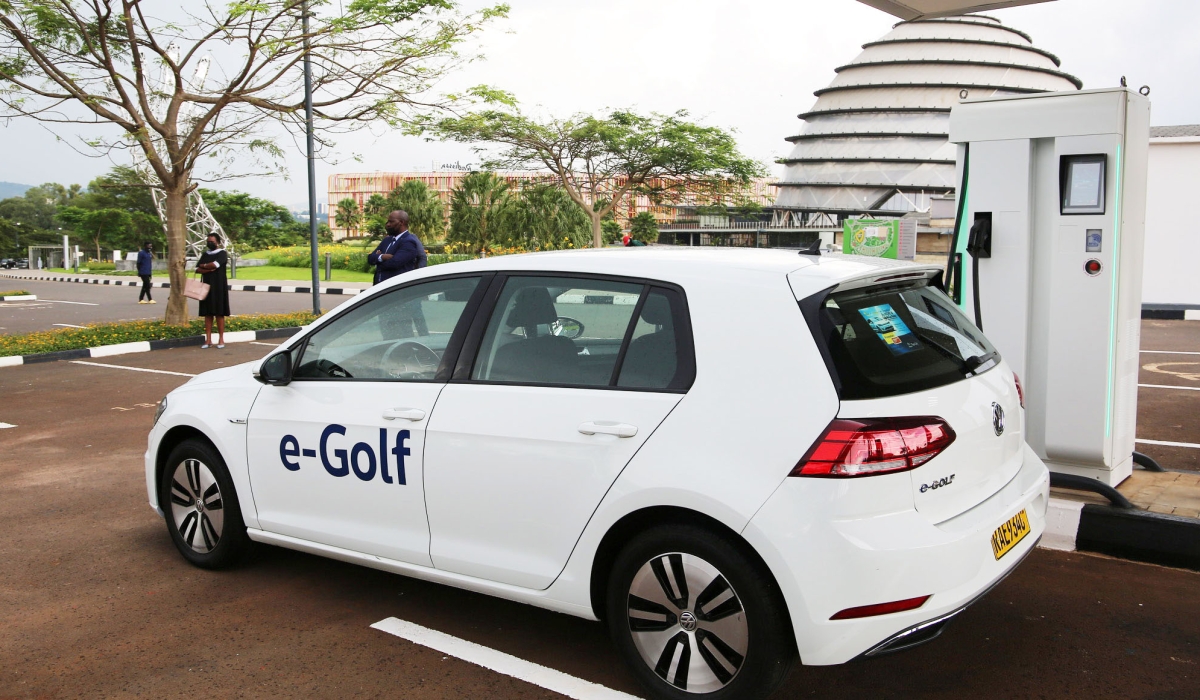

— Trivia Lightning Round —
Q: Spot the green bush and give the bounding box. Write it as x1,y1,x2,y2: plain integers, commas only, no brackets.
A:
84,261,116,271
0,311,319,357
258,245,472,272
0,290,31,296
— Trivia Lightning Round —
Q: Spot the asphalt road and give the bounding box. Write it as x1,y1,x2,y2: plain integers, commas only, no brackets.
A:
0,343,1197,699
1135,320,1200,473
0,278,345,334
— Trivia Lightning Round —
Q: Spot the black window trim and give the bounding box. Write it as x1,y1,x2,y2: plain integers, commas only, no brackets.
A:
451,270,697,394
286,271,495,384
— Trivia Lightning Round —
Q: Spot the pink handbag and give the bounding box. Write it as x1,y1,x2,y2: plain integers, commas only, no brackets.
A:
184,275,210,301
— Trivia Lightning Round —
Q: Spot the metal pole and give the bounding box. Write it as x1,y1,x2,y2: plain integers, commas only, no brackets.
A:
303,1,321,315
325,251,331,281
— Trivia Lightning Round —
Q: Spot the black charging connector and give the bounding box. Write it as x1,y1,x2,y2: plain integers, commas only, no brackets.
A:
966,212,992,330
966,212,992,258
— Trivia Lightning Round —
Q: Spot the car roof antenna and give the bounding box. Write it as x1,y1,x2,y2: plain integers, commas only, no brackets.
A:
797,238,822,257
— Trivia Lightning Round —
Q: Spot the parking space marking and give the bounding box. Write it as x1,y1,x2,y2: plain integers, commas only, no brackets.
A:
1142,350,1200,355
0,422,15,429
1139,383,1200,392
370,617,640,700
39,299,99,306
69,361,196,377
250,341,279,347
1136,438,1200,450
52,323,87,328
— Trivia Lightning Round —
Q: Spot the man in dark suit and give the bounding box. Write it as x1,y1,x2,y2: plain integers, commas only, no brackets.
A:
368,210,427,285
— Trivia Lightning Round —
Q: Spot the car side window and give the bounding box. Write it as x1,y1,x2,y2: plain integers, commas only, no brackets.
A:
293,276,480,381
616,288,693,391
471,276,644,387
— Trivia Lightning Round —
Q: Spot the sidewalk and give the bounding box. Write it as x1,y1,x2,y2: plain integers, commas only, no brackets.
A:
1,271,371,296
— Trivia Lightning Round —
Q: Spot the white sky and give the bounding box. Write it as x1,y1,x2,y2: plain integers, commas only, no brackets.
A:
1,0,1196,207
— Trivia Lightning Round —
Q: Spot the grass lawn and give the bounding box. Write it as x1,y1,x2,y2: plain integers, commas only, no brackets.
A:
46,265,373,283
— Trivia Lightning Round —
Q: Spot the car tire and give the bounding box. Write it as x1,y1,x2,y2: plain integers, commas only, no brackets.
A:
605,524,795,700
160,438,249,569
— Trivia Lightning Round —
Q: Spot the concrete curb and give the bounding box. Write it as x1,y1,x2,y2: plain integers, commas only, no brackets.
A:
2,294,36,301
0,326,303,368
1,273,364,296
1041,496,1200,570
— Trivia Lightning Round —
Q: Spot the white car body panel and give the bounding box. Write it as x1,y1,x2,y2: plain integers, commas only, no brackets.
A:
424,383,681,589
246,380,442,566
145,248,1050,666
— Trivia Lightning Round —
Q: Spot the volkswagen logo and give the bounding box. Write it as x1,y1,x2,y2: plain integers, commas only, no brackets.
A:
992,402,1005,436
679,611,698,632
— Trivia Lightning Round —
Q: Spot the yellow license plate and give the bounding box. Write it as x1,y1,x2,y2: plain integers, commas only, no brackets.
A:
990,509,1031,560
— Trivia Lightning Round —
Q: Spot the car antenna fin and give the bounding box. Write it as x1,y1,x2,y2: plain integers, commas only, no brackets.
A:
797,238,822,257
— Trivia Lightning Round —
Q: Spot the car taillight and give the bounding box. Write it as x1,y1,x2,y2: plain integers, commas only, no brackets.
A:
790,417,956,478
1013,372,1025,409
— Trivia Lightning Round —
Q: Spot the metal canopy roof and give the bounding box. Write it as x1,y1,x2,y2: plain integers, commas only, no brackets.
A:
857,0,1054,20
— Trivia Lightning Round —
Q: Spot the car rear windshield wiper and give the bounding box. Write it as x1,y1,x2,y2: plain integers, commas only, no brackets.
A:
962,352,998,375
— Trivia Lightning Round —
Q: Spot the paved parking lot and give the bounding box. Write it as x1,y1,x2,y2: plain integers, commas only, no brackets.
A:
1,332,1198,698
0,278,340,334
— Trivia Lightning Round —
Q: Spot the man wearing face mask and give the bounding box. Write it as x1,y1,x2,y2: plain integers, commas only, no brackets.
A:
195,233,231,348
368,210,427,285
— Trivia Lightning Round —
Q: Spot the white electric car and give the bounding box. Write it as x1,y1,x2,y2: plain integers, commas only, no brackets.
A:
147,248,1048,699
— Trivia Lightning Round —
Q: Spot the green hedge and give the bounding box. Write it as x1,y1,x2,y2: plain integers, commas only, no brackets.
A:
0,290,31,296
0,311,319,357
258,245,472,272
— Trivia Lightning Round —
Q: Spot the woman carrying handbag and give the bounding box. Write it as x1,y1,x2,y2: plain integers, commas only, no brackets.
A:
195,233,231,348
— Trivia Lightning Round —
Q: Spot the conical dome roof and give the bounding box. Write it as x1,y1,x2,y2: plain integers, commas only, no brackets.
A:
774,14,1080,216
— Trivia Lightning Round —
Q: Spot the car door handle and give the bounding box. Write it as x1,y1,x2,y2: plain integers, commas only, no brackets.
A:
578,421,638,438
382,407,426,421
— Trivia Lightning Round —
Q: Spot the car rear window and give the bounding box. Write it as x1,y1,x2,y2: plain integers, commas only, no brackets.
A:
802,278,999,400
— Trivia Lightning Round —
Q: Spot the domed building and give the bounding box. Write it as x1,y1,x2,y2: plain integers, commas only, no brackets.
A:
774,14,1081,225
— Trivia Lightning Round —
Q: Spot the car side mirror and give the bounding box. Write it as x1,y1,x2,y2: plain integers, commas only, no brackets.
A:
551,316,584,340
255,350,293,386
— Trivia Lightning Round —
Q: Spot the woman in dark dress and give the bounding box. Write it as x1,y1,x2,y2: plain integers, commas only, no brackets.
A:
196,233,231,348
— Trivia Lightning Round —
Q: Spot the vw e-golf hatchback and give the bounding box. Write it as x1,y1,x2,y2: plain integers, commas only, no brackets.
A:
147,248,1048,699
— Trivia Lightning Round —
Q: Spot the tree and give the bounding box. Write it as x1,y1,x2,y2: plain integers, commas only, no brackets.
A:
84,166,166,251
448,171,513,255
57,205,132,260
334,198,362,239
431,108,765,248
629,211,658,243
387,179,446,242
509,182,589,250
0,1,507,324
201,189,295,251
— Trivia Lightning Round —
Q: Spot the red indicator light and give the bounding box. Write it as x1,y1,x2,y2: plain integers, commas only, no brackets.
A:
1084,259,1103,276
1014,372,1025,409
790,417,956,478
831,595,931,620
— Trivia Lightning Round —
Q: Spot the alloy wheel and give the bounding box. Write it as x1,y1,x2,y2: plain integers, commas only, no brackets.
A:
627,552,748,693
168,458,225,553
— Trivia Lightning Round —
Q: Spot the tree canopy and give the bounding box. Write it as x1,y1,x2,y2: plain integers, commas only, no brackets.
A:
430,108,765,247
0,0,507,322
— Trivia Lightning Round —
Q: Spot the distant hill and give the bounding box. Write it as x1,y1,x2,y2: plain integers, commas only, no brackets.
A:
0,182,32,200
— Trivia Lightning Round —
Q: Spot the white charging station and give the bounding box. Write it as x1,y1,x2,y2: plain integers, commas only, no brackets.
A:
946,88,1150,486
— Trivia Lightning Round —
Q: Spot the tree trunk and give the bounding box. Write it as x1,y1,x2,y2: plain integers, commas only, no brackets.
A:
591,214,603,249
163,187,190,325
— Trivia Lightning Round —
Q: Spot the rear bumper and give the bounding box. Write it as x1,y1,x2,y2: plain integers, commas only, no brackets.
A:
743,443,1050,666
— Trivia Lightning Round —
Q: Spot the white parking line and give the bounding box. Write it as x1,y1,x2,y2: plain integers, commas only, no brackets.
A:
39,299,99,306
0,422,15,429
1136,438,1200,450
249,341,279,347
1141,350,1200,355
1138,383,1200,392
53,323,87,328
370,617,641,700
69,360,196,377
